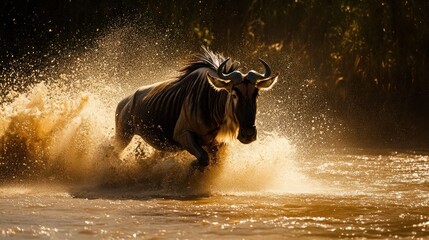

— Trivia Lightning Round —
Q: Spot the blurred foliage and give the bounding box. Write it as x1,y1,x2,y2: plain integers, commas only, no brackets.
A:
1,0,429,146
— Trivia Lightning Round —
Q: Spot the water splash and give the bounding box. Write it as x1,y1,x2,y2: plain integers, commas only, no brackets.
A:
0,82,113,183
209,135,324,194
0,25,325,197
0,80,323,196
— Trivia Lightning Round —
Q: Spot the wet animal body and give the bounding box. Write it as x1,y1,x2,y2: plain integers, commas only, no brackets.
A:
115,48,278,169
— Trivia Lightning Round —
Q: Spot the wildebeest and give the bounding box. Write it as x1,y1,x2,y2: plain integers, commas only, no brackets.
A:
115,47,278,170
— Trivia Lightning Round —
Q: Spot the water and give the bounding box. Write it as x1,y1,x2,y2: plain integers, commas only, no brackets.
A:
1,29,428,239
0,149,428,239
1,84,428,240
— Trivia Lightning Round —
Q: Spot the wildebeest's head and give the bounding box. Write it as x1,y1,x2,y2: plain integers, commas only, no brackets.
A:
206,58,278,144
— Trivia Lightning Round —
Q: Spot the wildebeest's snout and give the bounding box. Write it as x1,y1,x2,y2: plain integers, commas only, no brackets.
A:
238,126,257,144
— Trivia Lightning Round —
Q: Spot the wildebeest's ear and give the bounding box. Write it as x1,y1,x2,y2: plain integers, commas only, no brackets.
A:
207,72,233,92
256,73,279,90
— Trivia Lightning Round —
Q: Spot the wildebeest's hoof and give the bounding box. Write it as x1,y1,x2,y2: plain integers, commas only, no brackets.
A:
191,160,207,172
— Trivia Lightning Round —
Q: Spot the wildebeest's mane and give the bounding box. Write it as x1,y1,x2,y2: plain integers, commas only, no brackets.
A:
177,47,238,80
160,47,239,123
169,47,239,141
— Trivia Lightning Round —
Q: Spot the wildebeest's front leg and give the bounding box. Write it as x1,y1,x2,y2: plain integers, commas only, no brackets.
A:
174,130,209,170
174,106,210,170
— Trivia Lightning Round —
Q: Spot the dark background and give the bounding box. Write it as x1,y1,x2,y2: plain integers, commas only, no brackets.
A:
1,0,429,148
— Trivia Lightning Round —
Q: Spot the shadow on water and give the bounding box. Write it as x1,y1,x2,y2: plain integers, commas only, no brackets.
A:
66,149,223,201
68,184,213,201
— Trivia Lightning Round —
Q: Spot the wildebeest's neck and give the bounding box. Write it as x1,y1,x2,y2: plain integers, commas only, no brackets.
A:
185,68,229,127
172,47,240,140
181,67,240,143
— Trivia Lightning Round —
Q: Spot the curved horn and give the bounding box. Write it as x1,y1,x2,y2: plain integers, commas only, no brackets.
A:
259,58,271,78
246,58,272,84
217,58,243,84
217,58,229,79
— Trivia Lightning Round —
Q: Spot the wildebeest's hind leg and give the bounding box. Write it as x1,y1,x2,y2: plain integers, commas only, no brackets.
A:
114,95,135,152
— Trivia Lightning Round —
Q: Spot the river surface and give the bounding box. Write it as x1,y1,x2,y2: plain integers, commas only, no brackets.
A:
1,147,428,239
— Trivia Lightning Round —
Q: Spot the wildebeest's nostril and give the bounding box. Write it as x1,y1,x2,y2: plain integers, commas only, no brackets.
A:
240,127,257,138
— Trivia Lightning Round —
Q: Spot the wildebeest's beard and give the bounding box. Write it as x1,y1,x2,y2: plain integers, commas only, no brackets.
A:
233,84,258,144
